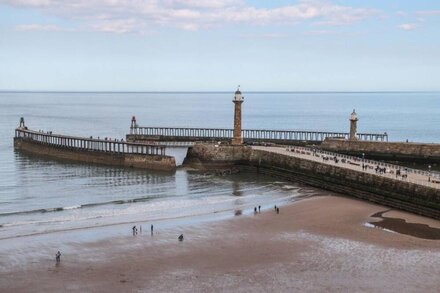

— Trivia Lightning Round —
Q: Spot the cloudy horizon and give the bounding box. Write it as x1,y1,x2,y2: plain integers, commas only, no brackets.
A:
1,0,439,91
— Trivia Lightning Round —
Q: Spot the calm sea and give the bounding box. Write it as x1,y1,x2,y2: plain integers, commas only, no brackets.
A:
0,92,439,240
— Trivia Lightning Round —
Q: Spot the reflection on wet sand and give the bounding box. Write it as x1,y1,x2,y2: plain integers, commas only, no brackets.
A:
369,210,440,240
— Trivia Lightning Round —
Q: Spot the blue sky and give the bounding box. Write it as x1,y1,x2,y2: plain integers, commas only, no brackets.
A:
0,0,439,91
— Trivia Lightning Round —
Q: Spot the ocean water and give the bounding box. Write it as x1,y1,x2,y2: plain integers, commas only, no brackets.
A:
0,91,439,240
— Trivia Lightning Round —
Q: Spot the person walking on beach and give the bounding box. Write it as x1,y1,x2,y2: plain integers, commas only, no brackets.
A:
178,234,184,241
274,205,277,211
276,207,280,214
258,205,261,213
132,225,136,236
55,251,61,263
151,224,154,235
254,207,257,214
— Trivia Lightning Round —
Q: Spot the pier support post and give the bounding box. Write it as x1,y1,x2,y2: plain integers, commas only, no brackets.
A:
349,109,358,141
232,87,244,145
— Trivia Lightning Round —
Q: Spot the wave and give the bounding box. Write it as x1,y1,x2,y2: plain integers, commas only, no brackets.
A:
0,183,283,218
0,196,161,217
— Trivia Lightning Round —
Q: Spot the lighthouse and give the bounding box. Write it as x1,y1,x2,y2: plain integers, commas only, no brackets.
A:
349,109,358,140
232,86,244,145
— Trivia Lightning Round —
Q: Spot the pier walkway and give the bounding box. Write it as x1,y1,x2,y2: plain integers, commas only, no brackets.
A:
252,145,440,189
15,128,168,155
129,126,388,143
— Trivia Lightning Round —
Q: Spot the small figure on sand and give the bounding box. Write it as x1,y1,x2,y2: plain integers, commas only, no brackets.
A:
274,205,277,211
258,205,261,213
276,207,280,214
254,207,257,214
178,234,184,241
55,251,61,263
132,225,137,235
151,224,154,235
140,225,142,234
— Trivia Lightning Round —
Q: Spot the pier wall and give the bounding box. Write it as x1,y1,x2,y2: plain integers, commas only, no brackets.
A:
186,143,440,219
321,139,440,163
14,138,176,171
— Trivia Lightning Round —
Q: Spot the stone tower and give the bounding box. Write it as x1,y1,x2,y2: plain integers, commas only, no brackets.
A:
232,87,244,145
349,109,358,140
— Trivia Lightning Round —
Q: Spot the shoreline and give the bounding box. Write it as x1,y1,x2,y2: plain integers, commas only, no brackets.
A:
1,195,440,292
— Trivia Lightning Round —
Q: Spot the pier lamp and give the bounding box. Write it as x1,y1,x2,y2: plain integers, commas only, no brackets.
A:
428,165,432,182
19,117,25,129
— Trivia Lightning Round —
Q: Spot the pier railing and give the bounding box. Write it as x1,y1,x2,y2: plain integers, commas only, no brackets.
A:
130,126,388,142
15,128,167,156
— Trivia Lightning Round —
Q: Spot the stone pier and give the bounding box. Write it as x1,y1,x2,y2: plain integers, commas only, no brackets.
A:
14,126,176,171
185,143,440,219
321,138,440,163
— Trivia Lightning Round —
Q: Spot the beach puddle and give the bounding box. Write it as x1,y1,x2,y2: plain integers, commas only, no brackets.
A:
368,210,440,240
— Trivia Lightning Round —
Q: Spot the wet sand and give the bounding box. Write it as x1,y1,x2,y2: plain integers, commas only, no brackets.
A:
1,195,440,292
369,210,440,240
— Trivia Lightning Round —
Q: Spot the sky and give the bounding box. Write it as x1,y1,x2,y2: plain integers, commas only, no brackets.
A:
0,0,439,92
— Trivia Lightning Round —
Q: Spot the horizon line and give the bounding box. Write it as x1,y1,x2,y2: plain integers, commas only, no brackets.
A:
1,90,440,94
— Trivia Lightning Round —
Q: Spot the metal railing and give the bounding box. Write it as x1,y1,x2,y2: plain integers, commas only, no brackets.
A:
130,126,388,142
15,128,167,156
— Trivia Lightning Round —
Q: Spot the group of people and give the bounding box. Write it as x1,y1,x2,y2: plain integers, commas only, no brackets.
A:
37,129,52,135
254,205,280,214
88,135,124,142
132,224,154,236
255,205,280,214
375,165,387,174
321,155,339,164
395,169,408,179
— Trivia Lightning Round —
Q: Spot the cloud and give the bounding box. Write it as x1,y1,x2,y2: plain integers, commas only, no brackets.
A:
15,24,73,32
240,32,289,39
416,10,440,16
3,0,381,34
397,23,418,31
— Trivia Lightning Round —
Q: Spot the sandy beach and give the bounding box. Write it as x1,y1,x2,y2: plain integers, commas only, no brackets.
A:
1,195,440,293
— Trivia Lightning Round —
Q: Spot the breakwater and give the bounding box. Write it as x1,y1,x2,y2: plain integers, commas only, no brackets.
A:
322,138,440,163
185,143,440,219
127,125,388,144
14,128,176,171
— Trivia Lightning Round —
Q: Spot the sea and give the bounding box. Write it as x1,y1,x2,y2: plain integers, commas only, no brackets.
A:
0,91,439,243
